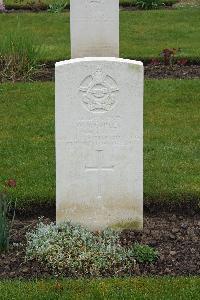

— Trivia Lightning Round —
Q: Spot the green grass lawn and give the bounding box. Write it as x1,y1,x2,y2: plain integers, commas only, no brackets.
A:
0,277,199,300
0,80,199,208
0,9,199,61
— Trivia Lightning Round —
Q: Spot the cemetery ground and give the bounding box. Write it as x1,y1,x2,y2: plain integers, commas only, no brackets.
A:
0,9,199,62
0,277,200,300
4,0,178,10
0,4,200,299
0,80,199,281
1,80,200,207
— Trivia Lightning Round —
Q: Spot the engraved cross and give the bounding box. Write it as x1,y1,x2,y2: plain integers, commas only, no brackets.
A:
85,150,114,201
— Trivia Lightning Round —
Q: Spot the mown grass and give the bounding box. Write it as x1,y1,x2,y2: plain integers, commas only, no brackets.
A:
0,9,199,61
144,80,200,205
0,277,199,300
0,83,55,205
0,80,199,208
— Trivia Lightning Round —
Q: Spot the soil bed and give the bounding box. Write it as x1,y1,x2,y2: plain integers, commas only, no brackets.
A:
145,63,200,79
3,3,175,13
31,64,200,82
0,212,199,279
1,63,198,83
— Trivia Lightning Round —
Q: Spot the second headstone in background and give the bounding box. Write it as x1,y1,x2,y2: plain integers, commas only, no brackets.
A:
70,0,119,58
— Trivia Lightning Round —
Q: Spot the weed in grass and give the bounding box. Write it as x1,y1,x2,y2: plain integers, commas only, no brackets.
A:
0,179,16,252
0,29,44,82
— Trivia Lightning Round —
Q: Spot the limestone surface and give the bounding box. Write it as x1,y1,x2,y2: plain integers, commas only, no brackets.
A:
70,0,119,58
56,57,143,230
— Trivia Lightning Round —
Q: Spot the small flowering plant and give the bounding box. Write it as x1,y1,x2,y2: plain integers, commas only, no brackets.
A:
149,58,160,65
0,179,16,252
0,3,6,12
160,48,181,66
26,220,158,277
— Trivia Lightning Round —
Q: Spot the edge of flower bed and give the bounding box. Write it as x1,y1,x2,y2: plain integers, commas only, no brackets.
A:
4,1,178,12
9,197,200,220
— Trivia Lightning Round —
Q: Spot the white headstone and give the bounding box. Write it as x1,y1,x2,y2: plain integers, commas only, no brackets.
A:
56,57,143,230
70,0,119,58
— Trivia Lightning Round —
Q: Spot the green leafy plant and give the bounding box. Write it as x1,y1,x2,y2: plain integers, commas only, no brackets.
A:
0,193,10,251
0,29,43,82
48,1,68,13
136,0,164,9
132,243,159,263
13,0,45,11
0,179,16,252
26,221,158,277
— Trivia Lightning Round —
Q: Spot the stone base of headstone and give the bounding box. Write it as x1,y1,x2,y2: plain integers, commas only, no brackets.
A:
56,57,143,231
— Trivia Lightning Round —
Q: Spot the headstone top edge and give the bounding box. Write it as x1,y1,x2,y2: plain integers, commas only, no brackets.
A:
55,57,143,67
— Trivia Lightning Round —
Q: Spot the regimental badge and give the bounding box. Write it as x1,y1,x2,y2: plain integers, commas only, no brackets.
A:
79,68,119,113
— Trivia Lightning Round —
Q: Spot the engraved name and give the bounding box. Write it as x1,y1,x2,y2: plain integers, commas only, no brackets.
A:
77,116,120,131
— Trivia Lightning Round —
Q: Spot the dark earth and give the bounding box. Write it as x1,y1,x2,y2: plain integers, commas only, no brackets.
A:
0,210,199,279
32,63,200,82
1,63,199,83
145,63,200,79
3,3,176,13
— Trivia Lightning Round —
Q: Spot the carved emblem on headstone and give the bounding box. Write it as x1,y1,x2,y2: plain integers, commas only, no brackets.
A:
79,68,119,113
